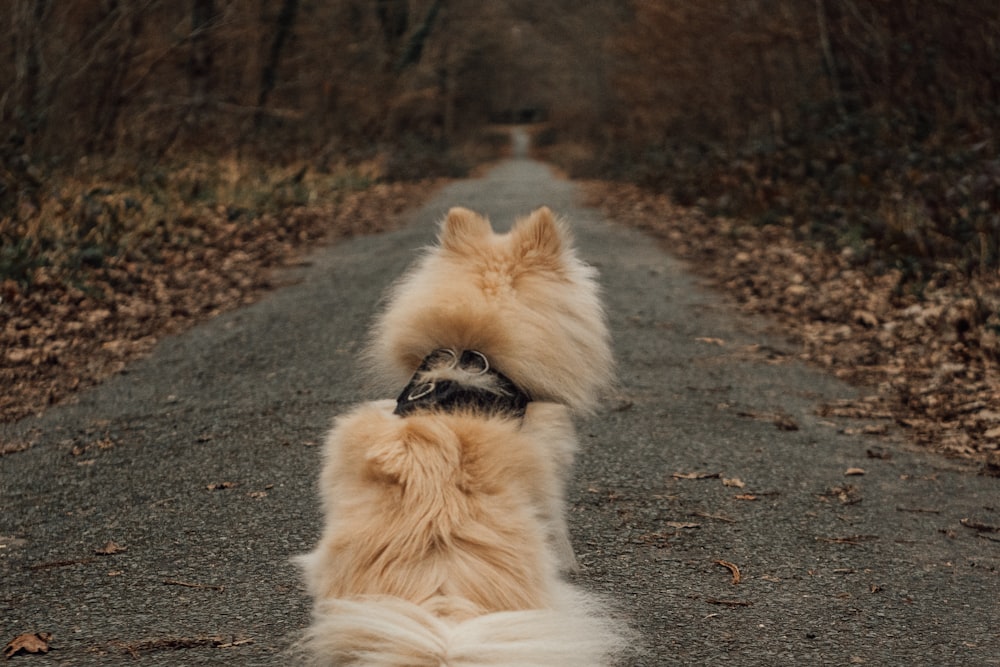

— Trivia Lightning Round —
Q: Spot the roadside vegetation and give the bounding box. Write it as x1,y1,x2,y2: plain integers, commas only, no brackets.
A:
542,1,999,465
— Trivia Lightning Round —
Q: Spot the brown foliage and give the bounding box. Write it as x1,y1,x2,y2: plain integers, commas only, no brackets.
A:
0,158,440,423
556,1,1000,282
0,1,522,164
587,181,1000,464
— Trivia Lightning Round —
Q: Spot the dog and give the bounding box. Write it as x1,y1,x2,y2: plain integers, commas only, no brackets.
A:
296,206,626,666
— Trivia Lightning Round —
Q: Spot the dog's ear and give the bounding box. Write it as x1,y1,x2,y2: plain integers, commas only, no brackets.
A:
364,420,461,488
364,436,409,485
511,206,565,260
440,207,492,253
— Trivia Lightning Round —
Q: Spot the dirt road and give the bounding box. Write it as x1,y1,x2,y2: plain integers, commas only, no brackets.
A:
2,143,998,665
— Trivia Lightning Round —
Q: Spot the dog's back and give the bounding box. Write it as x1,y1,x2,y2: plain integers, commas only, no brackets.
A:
297,208,628,665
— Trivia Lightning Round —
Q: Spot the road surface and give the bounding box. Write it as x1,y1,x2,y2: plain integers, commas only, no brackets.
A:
2,136,998,665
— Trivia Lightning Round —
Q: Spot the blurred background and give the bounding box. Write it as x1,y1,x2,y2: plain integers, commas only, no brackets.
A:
3,0,998,275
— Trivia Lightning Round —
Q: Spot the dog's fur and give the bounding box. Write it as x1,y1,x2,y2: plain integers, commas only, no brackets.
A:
297,207,625,666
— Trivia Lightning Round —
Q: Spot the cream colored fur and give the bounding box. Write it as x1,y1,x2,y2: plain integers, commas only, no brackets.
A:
367,207,614,414
297,208,626,665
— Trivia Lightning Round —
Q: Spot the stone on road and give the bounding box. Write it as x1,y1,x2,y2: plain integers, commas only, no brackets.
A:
2,147,998,666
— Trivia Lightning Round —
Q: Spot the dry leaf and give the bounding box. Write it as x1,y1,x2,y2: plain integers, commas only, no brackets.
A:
0,176,433,427
821,484,862,504
695,337,726,346
672,471,721,480
206,481,238,491
705,598,752,607
666,521,700,530
94,541,126,555
816,534,879,545
4,632,52,658
844,467,866,476
773,413,800,431
714,559,742,584
722,477,745,488
734,494,758,501
587,181,1000,463
959,518,1000,533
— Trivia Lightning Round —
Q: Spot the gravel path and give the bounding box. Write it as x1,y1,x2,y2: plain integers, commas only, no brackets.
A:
3,141,998,665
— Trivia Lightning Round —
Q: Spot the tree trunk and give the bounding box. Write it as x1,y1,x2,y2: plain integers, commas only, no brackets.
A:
11,0,48,140
815,0,846,120
255,0,300,129
88,1,142,152
189,0,215,106
394,0,443,73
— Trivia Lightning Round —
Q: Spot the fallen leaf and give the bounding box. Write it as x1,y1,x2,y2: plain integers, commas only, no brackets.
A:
666,521,700,530
773,413,800,431
714,559,742,584
820,484,862,504
736,410,799,431
844,467,866,476
206,481,238,491
734,494,758,501
896,506,941,514
705,598,752,607
815,534,879,545
218,637,255,648
695,337,726,346
94,541,126,555
4,632,52,658
959,518,1000,533
672,471,721,480
722,477,745,488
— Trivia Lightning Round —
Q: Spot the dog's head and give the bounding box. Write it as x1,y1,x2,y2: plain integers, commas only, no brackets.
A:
368,206,613,413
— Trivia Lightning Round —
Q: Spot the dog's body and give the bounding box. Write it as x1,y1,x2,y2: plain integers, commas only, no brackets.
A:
297,207,624,666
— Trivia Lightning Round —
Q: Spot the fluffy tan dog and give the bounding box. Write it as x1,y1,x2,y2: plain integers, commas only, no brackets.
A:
297,207,626,666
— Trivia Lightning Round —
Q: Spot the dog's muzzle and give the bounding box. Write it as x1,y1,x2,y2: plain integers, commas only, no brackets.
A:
393,348,531,418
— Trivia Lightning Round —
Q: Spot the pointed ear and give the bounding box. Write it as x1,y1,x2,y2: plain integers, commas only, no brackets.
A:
439,207,492,253
364,436,409,485
364,421,460,487
511,206,565,259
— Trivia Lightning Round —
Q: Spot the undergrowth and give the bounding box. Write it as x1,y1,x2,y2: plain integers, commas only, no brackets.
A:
0,154,383,293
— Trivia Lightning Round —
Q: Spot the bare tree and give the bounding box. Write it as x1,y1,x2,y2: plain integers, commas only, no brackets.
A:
189,0,214,106
255,0,299,129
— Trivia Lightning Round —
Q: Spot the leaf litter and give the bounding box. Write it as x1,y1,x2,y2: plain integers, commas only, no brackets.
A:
586,181,1000,469
1,170,440,427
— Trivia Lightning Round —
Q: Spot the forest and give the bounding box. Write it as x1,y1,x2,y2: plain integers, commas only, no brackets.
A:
1,1,998,459
4,1,996,275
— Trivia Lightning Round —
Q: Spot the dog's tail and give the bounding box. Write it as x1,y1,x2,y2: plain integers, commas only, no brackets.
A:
299,589,630,667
